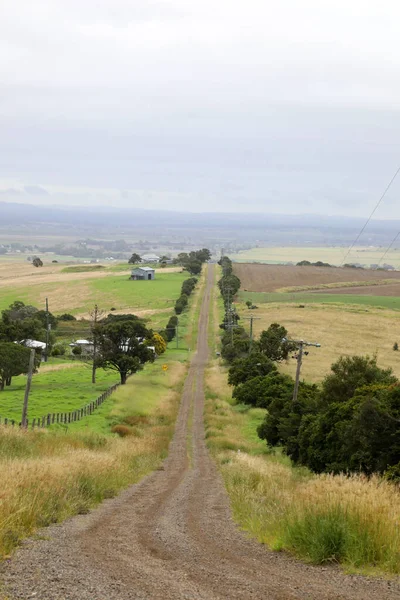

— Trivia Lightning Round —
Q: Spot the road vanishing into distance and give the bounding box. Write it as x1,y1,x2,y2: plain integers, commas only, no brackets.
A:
2,265,400,599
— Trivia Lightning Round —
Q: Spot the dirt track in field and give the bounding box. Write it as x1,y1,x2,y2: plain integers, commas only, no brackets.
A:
235,263,400,293
2,265,399,599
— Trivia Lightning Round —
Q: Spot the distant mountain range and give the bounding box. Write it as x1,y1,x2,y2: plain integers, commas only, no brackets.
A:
1,201,399,247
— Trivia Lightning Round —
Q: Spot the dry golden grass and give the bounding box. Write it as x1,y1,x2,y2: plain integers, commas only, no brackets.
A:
0,356,187,558
205,353,400,574
239,302,400,382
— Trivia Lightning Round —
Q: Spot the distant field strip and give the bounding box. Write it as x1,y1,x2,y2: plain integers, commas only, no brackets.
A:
238,290,400,310
276,279,400,293
231,245,400,268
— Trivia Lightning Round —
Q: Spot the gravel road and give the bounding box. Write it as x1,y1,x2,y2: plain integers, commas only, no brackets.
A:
1,265,399,599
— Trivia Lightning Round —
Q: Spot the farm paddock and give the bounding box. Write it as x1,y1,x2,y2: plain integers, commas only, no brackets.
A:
234,263,400,294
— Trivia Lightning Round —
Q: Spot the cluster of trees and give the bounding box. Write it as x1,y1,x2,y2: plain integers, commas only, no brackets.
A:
0,301,54,390
227,340,400,478
216,266,400,478
173,248,211,275
163,315,179,343
174,277,198,315
0,301,57,349
217,257,246,361
217,256,240,307
257,354,400,478
296,260,332,267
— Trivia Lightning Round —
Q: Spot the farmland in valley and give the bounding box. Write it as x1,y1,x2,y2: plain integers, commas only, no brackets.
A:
234,262,400,294
231,245,400,268
234,262,400,382
0,258,185,317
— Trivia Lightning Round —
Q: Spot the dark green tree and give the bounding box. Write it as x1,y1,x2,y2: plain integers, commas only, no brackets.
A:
258,323,294,361
234,372,294,409
128,253,142,264
32,257,43,267
228,353,277,386
320,355,396,406
0,342,33,390
94,318,155,384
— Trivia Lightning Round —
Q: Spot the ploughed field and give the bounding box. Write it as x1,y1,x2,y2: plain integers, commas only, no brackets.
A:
234,263,400,296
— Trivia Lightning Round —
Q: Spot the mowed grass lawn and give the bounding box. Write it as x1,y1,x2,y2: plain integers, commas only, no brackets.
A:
0,362,118,422
236,301,400,382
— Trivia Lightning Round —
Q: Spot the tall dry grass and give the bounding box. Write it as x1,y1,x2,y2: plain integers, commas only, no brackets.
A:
205,361,400,575
0,376,181,557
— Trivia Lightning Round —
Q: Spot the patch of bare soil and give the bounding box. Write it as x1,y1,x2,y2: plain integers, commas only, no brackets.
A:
235,263,400,293
312,283,400,296
1,266,399,599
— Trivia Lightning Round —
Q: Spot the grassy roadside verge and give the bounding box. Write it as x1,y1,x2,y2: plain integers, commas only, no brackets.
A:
0,269,205,560
206,278,400,577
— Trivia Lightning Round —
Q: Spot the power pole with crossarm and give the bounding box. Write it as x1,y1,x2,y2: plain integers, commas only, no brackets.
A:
283,338,321,404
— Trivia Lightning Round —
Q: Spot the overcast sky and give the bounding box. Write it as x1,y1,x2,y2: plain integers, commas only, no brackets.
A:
1,0,400,217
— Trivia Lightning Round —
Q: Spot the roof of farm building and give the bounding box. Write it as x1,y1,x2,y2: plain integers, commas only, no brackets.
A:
132,267,155,272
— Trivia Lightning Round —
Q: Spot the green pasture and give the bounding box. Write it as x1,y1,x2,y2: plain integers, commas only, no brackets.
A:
237,290,400,310
90,272,187,312
0,363,118,423
0,271,188,315
231,246,400,268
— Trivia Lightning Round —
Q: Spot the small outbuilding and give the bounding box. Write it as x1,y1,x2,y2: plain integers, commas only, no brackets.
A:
69,339,94,354
130,267,155,281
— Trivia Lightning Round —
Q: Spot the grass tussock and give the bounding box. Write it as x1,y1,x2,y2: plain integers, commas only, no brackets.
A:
0,361,185,558
205,360,400,576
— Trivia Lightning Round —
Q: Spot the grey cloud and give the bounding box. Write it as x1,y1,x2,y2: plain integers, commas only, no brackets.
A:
1,1,400,217
0,188,23,195
24,185,50,196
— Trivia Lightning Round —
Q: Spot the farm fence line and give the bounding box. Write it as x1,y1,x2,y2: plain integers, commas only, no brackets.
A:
0,382,120,430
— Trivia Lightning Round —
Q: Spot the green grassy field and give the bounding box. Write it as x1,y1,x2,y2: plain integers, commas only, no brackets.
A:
0,363,118,423
232,246,400,268
0,271,187,315
90,272,187,313
238,290,400,310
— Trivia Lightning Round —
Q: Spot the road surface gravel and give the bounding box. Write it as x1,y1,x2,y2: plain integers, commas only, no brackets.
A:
1,265,399,599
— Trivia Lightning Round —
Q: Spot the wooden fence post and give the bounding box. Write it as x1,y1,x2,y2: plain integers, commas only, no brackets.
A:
32,418,36,429
4,418,7,426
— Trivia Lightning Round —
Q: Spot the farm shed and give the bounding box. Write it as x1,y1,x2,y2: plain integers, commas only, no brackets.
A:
130,267,155,280
69,339,94,354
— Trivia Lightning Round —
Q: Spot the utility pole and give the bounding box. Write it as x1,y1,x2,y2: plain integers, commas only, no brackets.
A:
44,297,49,363
243,314,261,353
90,304,104,384
285,338,321,404
22,349,35,428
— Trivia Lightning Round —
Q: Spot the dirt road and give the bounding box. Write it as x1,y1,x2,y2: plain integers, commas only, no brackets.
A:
2,265,399,599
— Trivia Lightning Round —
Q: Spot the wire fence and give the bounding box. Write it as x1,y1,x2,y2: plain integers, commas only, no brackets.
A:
0,382,119,429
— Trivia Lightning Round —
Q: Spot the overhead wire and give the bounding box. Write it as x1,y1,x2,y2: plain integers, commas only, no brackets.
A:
340,164,400,266
377,230,400,267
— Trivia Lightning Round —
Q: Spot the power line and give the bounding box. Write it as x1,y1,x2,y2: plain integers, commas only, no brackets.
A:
341,165,400,266
377,231,400,267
